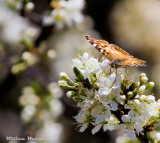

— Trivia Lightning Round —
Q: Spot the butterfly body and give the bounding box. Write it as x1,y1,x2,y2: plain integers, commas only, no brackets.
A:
86,35,146,68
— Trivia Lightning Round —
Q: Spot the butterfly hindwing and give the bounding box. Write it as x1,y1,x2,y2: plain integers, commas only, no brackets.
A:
118,58,146,67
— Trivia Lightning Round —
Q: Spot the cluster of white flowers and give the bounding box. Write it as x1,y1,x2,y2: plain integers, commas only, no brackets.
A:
43,0,84,29
19,82,64,143
59,52,160,140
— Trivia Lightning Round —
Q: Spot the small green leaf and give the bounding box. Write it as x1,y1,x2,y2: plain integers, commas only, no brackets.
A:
73,67,84,82
121,82,126,91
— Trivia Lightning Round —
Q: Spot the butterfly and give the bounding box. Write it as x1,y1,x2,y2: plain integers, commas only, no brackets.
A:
85,35,146,68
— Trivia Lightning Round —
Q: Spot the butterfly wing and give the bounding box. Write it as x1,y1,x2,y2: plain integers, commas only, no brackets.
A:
86,35,146,67
109,44,133,61
117,58,146,67
86,35,132,61
86,35,113,61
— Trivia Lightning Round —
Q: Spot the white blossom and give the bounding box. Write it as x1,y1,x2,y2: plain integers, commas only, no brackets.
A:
59,52,160,141
73,52,100,79
50,0,84,29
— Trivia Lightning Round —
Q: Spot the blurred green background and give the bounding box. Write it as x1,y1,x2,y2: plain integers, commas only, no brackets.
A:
0,0,159,143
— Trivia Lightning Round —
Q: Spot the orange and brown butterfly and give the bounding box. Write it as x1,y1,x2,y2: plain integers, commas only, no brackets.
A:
85,35,146,68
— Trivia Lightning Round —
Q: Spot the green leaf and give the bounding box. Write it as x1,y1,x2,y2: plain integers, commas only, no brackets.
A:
73,67,84,82
121,82,126,91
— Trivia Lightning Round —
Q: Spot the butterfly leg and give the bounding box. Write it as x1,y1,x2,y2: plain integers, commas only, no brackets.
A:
115,67,118,82
125,67,128,75
116,67,117,76
110,67,112,74
113,67,118,82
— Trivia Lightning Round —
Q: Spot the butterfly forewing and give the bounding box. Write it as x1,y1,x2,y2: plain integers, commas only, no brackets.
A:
109,44,132,61
85,35,146,67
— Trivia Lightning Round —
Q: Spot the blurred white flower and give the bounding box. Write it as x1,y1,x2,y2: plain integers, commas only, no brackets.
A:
37,121,63,143
0,4,38,45
47,49,57,59
22,86,35,95
47,82,63,98
19,86,40,106
19,83,63,143
22,51,37,66
25,2,34,11
49,99,64,118
50,0,84,29
21,104,36,122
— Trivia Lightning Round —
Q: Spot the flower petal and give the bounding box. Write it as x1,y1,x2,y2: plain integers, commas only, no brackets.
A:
108,73,116,83
105,110,111,118
110,102,118,111
127,129,136,140
113,82,120,89
79,123,88,132
92,124,102,134
95,115,105,124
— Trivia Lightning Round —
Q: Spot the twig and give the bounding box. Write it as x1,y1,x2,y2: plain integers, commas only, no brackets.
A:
135,128,151,143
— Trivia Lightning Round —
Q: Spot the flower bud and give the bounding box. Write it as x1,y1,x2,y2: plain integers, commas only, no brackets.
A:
135,94,140,98
128,100,133,104
60,72,70,81
146,95,155,103
137,82,140,86
146,82,155,90
58,80,68,86
141,77,148,83
140,73,146,78
138,85,146,93
66,91,76,98
121,115,130,122
140,95,147,101
58,80,75,89
134,99,141,107
127,91,133,99
120,95,126,101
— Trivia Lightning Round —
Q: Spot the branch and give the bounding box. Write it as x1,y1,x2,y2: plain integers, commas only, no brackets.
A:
135,128,151,143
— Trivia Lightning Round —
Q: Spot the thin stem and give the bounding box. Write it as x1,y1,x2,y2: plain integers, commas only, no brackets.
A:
135,128,151,143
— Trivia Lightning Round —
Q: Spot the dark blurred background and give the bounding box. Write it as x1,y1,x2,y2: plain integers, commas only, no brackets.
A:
0,0,159,143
